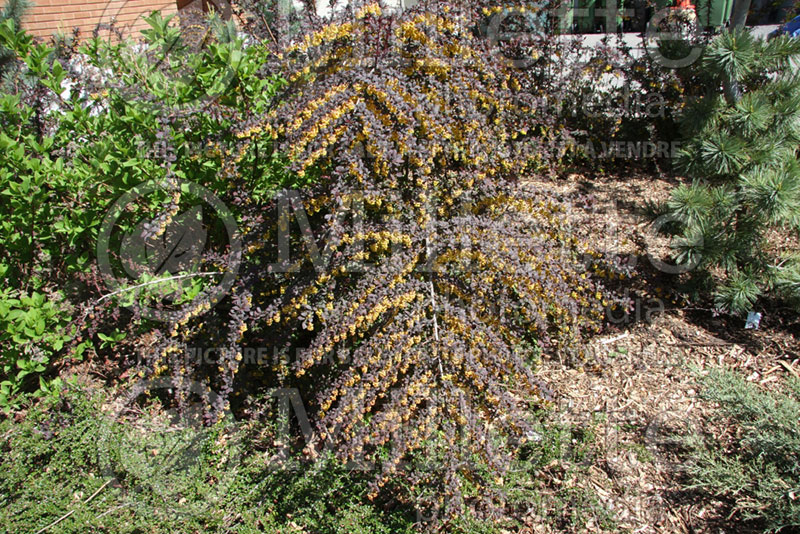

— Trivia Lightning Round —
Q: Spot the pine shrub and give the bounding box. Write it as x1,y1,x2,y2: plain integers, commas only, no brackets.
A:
662,29,800,313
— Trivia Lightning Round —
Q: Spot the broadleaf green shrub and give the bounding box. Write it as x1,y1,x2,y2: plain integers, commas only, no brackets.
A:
0,0,30,84
0,13,287,407
0,286,77,411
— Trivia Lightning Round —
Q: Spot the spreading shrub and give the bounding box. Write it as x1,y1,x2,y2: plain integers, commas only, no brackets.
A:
0,384,420,534
688,369,800,532
138,0,624,519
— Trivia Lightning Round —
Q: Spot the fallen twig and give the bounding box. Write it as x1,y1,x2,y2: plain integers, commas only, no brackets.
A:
600,332,630,345
94,502,131,520
779,360,800,381
34,478,113,534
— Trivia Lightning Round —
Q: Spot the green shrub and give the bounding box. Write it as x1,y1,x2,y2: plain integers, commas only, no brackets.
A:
0,383,417,534
687,368,800,532
0,285,83,411
0,0,30,84
660,29,800,313
0,13,287,406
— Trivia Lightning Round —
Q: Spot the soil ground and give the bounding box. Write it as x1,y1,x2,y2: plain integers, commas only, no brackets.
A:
525,169,800,533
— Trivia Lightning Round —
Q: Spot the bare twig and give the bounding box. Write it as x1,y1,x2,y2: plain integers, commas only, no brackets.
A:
258,12,279,47
97,271,224,303
425,236,443,377
599,332,630,345
669,342,733,347
779,360,800,381
94,502,131,520
34,478,113,534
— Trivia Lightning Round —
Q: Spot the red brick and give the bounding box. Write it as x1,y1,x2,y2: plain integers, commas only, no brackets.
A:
23,0,179,38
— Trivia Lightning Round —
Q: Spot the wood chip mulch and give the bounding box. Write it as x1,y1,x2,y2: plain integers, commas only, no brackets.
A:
527,169,800,533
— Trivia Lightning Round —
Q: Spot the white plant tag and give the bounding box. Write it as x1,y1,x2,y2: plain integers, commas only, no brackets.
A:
745,311,762,330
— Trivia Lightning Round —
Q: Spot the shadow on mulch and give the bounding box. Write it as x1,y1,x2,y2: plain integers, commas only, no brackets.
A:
660,486,770,534
681,306,800,357
598,244,800,367
627,407,778,534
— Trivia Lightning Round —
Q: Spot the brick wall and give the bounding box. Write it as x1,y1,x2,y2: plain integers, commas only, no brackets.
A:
19,0,415,41
21,0,181,40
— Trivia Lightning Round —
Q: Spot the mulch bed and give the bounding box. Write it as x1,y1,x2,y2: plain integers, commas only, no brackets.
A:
527,167,799,533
